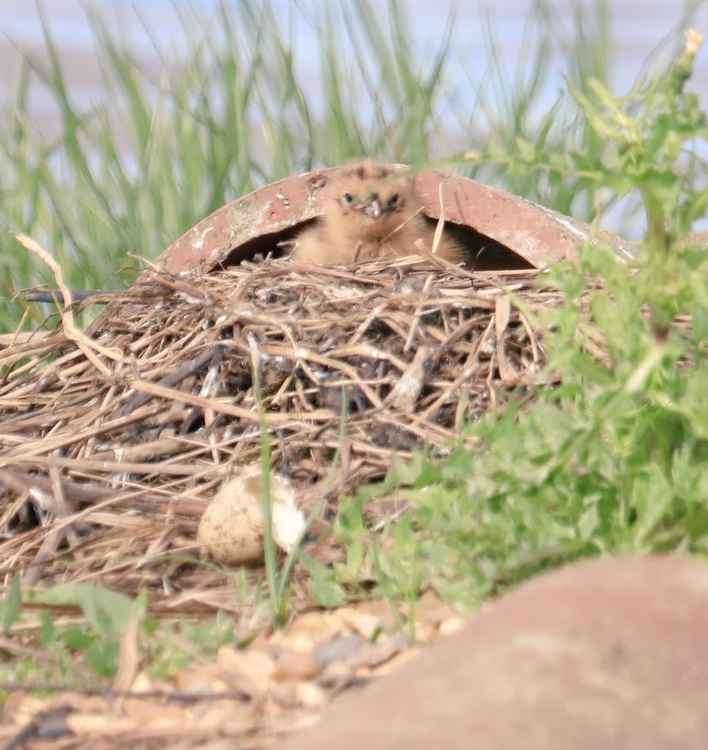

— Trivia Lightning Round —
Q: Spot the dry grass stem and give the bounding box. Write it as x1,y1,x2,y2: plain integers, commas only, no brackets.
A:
0,257,559,608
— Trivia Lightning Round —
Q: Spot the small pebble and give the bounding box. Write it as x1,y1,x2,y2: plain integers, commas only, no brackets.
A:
439,616,467,637
296,681,326,708
273,651,323,682
313,634,365,667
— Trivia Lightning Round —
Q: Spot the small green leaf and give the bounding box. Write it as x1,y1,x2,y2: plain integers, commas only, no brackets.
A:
86,638,120,677
31,583,138,639
302,556,346,609
578,504,600,540
1,576,22,634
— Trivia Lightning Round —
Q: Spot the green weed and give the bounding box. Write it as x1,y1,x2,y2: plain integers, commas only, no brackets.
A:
319,28,708,612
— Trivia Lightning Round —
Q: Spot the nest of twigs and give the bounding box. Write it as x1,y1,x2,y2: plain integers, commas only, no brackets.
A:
0,255,560,609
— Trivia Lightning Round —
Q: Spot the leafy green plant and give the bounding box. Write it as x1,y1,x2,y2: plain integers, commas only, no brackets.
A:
0,581,144,687
0,579,238,688
332,28,707,611
28,583,147,677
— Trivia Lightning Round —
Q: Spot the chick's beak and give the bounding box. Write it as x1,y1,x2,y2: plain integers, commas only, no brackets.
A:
365,199,382,219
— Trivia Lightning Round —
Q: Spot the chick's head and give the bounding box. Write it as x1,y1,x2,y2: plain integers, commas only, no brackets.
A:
324,162,419,242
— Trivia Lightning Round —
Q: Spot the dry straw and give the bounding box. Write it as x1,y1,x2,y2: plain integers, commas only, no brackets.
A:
0,244,561,610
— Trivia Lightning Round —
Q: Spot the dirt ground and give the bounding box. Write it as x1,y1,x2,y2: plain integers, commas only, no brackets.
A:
0,592,464,749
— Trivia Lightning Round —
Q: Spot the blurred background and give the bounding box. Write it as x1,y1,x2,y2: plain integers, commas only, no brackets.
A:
2,1,707,136
0,0,706,325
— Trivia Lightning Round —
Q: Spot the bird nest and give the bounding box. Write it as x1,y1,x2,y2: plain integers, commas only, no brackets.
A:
0,256,560,607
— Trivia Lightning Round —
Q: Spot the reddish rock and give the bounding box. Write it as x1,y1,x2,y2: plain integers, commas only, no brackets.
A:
279,555,708,750
156,165,636,275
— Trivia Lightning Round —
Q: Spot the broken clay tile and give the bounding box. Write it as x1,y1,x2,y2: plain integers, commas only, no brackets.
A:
155,164,637,276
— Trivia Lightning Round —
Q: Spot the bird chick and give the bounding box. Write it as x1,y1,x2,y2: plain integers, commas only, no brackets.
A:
292,162,464,265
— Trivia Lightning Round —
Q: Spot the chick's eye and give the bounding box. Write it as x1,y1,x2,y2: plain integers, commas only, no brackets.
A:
343,192,354,204
388,193,399,206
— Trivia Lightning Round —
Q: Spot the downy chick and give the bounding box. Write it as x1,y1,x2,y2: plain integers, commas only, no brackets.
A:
292,162,463,265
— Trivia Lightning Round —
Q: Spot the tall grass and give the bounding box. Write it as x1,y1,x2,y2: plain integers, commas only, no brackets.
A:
2,1,702,329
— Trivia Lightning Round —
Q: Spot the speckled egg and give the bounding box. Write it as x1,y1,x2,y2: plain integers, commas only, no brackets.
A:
197,463,305,565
